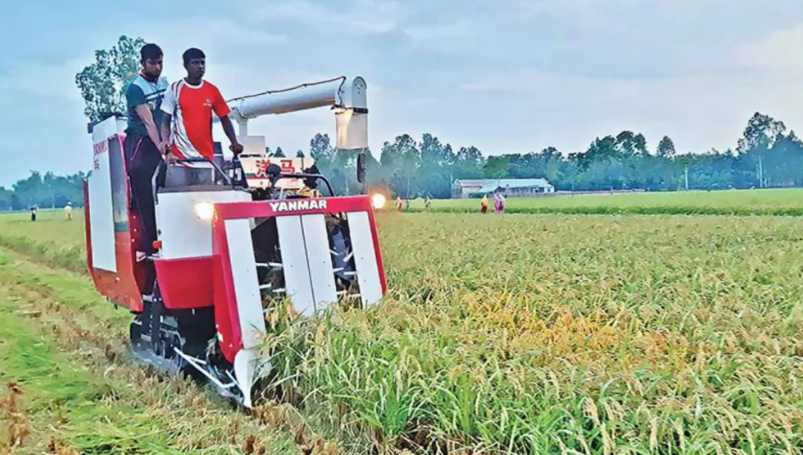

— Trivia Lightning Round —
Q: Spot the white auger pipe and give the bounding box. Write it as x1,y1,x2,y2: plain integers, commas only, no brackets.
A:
215,76,369,149
232,79,341,119
221,76,367,121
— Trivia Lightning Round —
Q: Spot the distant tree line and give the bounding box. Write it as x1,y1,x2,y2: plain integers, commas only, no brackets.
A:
0,172,86,211
3,112,800,210
311,112,803,198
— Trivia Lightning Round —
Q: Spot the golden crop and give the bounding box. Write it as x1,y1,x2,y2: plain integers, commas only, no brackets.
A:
3,207,803,454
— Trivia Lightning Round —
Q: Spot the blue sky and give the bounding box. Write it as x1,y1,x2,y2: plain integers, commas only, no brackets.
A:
2,0,803,185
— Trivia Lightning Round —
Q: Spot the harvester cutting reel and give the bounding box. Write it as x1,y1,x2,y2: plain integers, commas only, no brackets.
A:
127,157,386,408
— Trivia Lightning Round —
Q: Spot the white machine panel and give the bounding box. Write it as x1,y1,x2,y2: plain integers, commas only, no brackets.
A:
156,190,252,259
300,214,338,311
336,109,368,150
88,118,120,272
276,216,316,316
347,211,383,307
225,219,267,349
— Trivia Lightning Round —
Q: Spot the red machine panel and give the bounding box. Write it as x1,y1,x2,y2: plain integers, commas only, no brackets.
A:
84,133,148,313
154,257,214,310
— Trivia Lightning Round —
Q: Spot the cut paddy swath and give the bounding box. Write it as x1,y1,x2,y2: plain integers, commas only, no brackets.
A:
1,210,803,453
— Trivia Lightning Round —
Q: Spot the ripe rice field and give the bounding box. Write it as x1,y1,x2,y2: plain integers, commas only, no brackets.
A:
409,188,803,216
1,191,803,454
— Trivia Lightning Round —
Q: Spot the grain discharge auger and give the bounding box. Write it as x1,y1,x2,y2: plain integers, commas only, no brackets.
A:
83,77,387,408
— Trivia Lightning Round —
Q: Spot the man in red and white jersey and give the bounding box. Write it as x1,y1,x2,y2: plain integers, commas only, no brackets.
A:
160,48,243,185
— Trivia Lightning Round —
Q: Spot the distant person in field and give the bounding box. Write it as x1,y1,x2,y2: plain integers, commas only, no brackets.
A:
124,43,169,261
30,205,36,222
396,197,403,212
494,193,507,214
425,196,431,212
405,199,411,212
160,47,243,186
64,202,72,221
480,195,489,214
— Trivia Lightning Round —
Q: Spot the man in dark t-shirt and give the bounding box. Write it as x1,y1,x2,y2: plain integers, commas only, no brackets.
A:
124,43,169,265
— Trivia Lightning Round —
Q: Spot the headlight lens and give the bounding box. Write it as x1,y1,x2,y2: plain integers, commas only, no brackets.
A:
371,194,387,210
194,201,215,221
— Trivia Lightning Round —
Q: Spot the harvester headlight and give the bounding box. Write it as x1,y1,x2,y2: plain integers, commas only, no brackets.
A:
194,201,215,221
371,193,387,210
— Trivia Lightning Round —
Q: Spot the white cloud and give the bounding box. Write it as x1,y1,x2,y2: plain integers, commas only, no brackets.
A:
510,0,646,30
204,19,287,45
250,0,399,35
211,63,335,99
0,58,89,101
140,17,285,58
733,23,803,72
458,68,796,154
404,21,470,42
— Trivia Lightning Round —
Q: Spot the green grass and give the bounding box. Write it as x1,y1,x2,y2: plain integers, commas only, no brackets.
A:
403,188,803,216
0,210,85,273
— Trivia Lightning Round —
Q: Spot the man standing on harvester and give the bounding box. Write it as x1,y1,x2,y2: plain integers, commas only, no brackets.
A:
160,48,243,185
124,43,169,264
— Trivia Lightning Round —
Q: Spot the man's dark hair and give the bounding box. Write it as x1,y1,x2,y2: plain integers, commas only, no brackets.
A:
183,48,206,66
140,43,163,62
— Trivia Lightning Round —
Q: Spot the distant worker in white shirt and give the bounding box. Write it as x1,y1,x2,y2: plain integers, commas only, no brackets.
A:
64,202,72,221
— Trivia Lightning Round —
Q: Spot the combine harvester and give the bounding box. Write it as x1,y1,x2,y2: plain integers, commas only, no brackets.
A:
83,77,387,407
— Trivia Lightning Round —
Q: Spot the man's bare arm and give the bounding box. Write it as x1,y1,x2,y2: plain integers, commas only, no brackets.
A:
220,116,243,155
160,113,172,154
134,104,162,149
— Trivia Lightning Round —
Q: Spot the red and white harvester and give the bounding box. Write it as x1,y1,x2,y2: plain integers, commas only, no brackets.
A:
84,77,386,407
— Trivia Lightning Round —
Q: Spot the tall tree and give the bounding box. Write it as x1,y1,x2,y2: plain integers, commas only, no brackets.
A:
484,155,510,179
310,134,335,164
418,133,453,198
657,136,677,158
737,113,786,154
380,134,420,198
75,35,146,122
274,147,286,158
766,131,803,187
0,187,12,211
737,112,788,187
12,171,44,208
615,131,647,156
453,146,484,180
309,133,340,191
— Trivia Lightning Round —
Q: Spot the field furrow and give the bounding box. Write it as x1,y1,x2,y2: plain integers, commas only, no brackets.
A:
0,247,347,455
